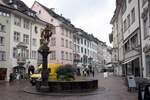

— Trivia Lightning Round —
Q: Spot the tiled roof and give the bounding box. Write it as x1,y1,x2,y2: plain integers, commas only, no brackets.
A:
75,28,105,44
2,0,36,18
36,1,74,29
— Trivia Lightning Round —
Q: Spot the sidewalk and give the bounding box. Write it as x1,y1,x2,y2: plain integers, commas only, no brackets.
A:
93,73,138,100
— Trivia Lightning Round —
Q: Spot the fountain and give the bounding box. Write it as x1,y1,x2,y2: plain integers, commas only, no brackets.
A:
34,24,98,92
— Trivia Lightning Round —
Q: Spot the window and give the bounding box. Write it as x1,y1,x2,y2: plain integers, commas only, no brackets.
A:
32,38,37,46
35,26,38,33
84,40,86,45
123,19,127,32
66,30,68,37
131,34,138,48
50,51,56,60
26,49,29,59
87,41,89,47
88,49,89,55
77,38,80,44
32,50,36,59
0,11,10,17
128,0,132,3
13,48,17,58
39,10,41,14
69,32,72,39
131,8,135,24
61,51,64,60
70,53,72,61
142,0,147,6
0,36,4,45
127,14,130,28
66,40,68,48
81,47,83,53
85,48,87,54
14,31,20,42
66,52,68,60
51,19,54,22
124,41,130,52
23,34,29,44
146,55,150,76
0,24,6,32
122,0,127,14
50,37,56,46
23,19,29,29
14,15,21,26
61,38,64,47
81,38,83,44
61,27,64,35
69,41,72,49
143,17,149,38
0,51,6,61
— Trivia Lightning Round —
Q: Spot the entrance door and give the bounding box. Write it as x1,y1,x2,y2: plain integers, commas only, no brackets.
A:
0,68,7,80
133,58,140,77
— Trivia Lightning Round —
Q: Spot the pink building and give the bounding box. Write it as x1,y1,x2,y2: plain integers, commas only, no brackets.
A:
32,1,74,64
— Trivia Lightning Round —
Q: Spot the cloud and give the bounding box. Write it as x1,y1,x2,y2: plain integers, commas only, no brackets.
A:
22,0,115,45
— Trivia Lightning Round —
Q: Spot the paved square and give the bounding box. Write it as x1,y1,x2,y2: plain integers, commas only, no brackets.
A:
0,73,137,100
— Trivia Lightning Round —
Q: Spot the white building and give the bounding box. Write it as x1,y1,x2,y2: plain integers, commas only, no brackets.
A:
0,0,46,81
122,0,142,77
32,1,74,65
73,28,95,68
140,0,150,78
110,0,124,76
73,28,108,70
111,0,144,77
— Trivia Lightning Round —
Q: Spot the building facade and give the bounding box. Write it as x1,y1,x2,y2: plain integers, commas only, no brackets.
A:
0,0,46,81
73,28,110,70
110,0,150,77
32,1,74,65
140,0,150,78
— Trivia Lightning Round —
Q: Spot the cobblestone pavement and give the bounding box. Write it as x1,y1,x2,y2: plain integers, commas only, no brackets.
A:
0,73,137,100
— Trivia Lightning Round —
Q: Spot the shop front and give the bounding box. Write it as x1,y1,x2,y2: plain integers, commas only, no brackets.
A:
123,57,141,77
0,68,7,80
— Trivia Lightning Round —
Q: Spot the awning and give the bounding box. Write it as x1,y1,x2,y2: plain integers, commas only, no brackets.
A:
122,55,140,64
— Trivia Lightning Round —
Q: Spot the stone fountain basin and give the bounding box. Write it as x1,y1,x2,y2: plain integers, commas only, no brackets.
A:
36,79,98,92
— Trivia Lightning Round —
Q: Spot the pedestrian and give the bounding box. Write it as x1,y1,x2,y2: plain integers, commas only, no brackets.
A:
77,68,81,76
9,73,13,83
16,73,20,80
92,70,95,77
104,69,108,79
87,68,90,76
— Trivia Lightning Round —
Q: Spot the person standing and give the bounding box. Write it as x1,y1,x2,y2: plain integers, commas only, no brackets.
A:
9,73,13,83
103,69,108,79
92,69,95,77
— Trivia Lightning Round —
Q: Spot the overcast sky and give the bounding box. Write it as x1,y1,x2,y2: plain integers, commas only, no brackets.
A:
22,0,115,46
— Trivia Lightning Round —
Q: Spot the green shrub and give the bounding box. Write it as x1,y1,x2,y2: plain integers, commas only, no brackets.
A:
56,64,75,81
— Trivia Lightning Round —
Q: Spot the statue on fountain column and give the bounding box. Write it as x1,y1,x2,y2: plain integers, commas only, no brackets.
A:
39,24,53,51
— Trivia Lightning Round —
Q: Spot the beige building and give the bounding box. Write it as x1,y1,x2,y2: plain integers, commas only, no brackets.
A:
32,1,74,65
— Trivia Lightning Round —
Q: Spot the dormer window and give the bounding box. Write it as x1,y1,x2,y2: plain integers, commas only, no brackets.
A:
13,4,17,9
35,26,38,33
9,0,12,3
39,10,41,14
